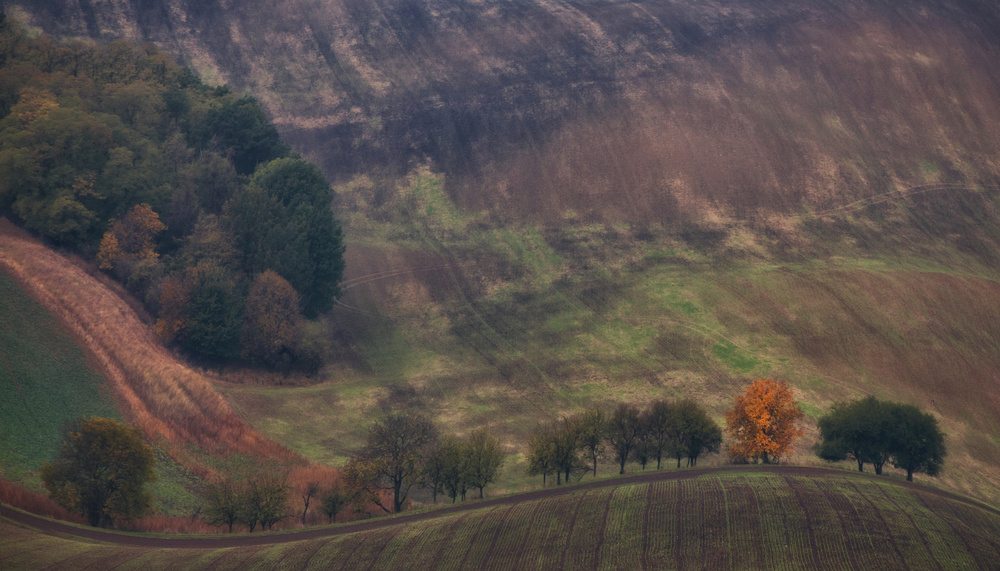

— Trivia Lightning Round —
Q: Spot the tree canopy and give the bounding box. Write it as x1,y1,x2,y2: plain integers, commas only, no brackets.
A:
40,417,157,527
0,20,345,369
724,379,804,464
817,397,946,482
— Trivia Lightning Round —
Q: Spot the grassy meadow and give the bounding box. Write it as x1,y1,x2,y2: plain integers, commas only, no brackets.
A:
4,470,999,569
221,170,1000,506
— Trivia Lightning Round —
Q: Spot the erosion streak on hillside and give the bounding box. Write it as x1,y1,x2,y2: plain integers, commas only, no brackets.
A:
0,222,300,470
12,0,1000,223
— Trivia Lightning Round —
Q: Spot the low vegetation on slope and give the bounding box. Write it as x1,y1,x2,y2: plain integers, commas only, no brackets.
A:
3,470,999,569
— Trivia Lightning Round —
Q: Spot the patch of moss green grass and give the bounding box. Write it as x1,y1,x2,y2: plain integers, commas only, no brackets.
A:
0,274,120,483
0,275,200,514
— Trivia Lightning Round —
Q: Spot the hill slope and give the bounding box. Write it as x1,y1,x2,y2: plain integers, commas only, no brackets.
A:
3,468,1000,569
7,0,1000,511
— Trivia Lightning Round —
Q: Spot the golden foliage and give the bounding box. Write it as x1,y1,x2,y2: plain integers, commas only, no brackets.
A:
724,378,805,463
97,203,166,270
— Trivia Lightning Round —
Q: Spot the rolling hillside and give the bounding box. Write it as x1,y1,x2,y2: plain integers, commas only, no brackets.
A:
4,468,1000,569
4,0,1000,508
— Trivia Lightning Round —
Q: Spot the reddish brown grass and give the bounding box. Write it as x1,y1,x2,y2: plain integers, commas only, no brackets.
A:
0,221,305,472
0,480,85,524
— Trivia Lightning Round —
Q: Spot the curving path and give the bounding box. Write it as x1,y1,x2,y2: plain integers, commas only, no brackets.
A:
3,466,997,549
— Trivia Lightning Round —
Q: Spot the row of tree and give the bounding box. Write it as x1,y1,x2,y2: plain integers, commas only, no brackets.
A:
526,400,723,485
343,412,507,514
0,17,345,369
816,396,946,481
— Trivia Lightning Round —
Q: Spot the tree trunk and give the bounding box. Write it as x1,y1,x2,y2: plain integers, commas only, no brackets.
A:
677,457,682,469
479,487,484,499
856,458,864,472
906,469,914,482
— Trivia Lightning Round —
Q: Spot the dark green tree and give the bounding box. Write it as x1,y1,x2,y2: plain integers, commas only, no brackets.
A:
224,158,345,317
40,417,157,528
194,95,288,175
677,400,722,467
816,396,894,474
889,403,946,482
182,263,243,361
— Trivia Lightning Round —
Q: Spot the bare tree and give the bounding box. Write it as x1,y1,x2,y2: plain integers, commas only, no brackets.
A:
300,481,320,525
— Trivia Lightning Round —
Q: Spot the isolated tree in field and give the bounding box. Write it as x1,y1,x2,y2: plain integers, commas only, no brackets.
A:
241,270,304,368
576,408,607,477
725,379,804,464
607,403,643,474
677,399,723,467
202,476,244,532
353,412,439,513
40,417,157,527
889,403,946,482
462,428,506,499
816,396,894,474
97,203,166,270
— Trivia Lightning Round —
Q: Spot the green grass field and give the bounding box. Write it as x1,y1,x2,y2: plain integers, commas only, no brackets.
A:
0,274,200,515
3,470,998,569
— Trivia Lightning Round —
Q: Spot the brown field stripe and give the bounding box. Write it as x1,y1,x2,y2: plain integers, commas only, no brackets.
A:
476,504,516,570
845,481,907,566
274,534,328,569
591,489,615,571
509,500,544,570
811,477,863,571
641,481,652,570
425,512,473,569
781,476,822,570
557,490,588,570
873,484,943,571
914,493,989,570
673,481,683,569
454,505,506,569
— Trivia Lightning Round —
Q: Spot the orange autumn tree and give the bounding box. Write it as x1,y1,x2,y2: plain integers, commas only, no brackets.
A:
97,203,166,270
724,378,805,464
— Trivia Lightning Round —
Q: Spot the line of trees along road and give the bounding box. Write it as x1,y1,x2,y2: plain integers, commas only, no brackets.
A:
41,389,948,529
527,400,724,484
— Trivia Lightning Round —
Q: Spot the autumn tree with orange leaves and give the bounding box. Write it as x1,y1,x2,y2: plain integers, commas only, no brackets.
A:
724,379,805,464
97,203,166,270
